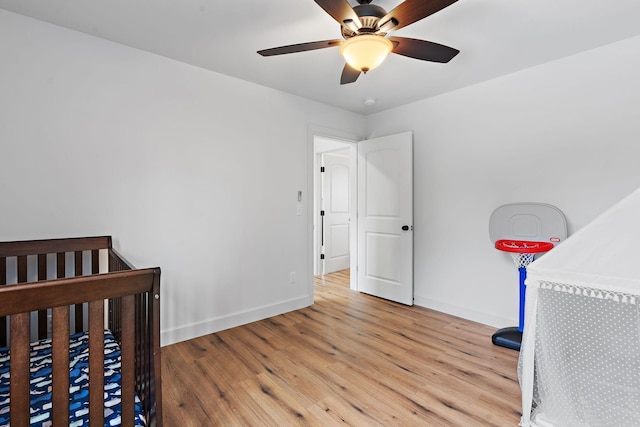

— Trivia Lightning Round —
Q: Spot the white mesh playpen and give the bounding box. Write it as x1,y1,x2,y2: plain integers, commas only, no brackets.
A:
519,188,640,426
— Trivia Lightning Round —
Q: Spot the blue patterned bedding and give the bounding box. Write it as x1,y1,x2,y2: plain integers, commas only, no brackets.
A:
0,330,146,427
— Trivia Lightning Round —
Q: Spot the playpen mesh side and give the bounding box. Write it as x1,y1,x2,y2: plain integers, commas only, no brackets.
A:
521,283,640,426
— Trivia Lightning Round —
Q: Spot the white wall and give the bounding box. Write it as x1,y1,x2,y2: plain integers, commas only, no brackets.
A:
0,10,365,345
4,7,640,342
365,35,640,327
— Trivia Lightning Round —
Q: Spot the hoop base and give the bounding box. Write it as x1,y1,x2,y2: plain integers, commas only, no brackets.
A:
492,327,522,351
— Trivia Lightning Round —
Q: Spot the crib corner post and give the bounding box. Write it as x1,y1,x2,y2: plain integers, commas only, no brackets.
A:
151,267,162,426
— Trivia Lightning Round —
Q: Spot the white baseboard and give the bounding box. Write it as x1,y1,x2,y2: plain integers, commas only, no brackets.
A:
160,296,310,346
162,294,515,346
413,295,516,329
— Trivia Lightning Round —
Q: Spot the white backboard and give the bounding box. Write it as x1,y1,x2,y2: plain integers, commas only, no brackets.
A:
489,203,568,244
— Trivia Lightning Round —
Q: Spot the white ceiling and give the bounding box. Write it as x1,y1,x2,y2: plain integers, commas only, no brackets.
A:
2,0,640,115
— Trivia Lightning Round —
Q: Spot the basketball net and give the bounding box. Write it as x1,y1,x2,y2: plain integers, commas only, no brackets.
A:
510,253,535,269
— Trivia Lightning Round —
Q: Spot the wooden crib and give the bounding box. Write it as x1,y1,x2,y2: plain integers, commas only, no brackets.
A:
0,236,162,427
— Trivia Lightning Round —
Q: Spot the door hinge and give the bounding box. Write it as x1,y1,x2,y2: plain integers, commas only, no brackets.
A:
320,210,325,216
320,166,325,172
320,254,325,260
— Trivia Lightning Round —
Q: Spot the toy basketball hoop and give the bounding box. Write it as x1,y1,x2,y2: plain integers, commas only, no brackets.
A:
489,203,567,351
493,239,555,351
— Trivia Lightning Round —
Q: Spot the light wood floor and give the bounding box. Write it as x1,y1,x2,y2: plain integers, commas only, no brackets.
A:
161,270,522,426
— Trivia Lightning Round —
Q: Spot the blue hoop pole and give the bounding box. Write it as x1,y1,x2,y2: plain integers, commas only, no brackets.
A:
518,266,527,332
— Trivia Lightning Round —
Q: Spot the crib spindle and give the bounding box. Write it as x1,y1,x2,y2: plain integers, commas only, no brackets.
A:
0,257,5,285
37,254,47,281
122,294,136,427
74,251,83,332
88,299,105,427
51,306,70,426
17,255,27,283
56,252,65,279
0,257,6,346
91,249,99,274
37,253,48,339
135,293,146,413
9,312,30,427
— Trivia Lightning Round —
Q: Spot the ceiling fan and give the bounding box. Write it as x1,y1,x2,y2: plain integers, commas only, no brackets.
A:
258,0,460,85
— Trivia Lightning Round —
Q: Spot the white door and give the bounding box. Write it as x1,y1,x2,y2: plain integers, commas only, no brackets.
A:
357,132,413,305
322,152,351,274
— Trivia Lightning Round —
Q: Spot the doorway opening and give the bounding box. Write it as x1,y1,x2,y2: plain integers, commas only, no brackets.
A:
313,135,357,290
310,130,414,305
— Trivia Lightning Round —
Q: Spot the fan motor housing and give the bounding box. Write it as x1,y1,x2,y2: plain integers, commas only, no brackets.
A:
342,3,388,38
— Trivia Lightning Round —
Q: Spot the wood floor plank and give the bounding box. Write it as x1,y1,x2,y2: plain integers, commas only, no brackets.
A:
311,394,386,427
236,373,321,426
259,348,336,406
162,270,522,426
161,358,216,426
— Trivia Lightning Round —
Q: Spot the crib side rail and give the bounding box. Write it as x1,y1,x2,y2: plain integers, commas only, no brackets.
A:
0,269,156,316
0,236,112,257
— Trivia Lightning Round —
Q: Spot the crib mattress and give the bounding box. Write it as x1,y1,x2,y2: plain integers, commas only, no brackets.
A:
0,330,146,427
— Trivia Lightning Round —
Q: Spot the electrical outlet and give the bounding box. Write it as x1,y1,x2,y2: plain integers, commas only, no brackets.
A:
289,272,296,283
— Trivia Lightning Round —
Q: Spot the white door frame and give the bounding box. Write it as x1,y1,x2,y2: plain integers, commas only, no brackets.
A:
308,126,359,301
312,138,357,280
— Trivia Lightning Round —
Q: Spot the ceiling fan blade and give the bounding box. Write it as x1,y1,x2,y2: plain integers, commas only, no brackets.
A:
389,37,459,63
313,0,362,29
379,0,459,32
258,39,342,56
340,64,361,85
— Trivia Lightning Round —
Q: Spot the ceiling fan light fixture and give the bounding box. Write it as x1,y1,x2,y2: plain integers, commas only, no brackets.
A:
340,35,393,73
